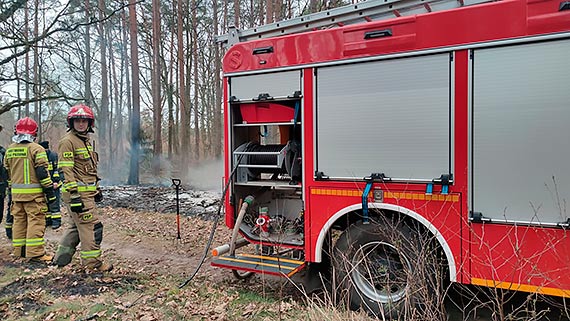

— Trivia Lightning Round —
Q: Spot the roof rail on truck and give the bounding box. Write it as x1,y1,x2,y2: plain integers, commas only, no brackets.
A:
216,0,496,46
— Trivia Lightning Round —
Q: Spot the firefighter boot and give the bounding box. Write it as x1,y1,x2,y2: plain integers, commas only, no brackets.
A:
54,245,76,267
29,254,54,264
88,262,113,272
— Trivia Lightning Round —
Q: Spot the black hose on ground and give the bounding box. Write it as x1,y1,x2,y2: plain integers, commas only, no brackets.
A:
178,148,248,289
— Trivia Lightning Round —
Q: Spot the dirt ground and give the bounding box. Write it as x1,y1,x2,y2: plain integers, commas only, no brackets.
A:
1,186,569,321
0,188,319,321
0,184,375,321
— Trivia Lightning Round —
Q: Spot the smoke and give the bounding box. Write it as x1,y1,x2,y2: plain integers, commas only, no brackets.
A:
182,158,223,192
99,153,223,192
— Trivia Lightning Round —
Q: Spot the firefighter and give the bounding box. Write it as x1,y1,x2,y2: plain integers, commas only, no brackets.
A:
0,125,8,237
38,141,62,229
4,195,12,239
4,117,58,262
53,104,112,272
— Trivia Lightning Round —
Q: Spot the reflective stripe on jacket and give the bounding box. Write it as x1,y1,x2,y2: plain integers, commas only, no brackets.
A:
58,131,98,197
4,143,52,201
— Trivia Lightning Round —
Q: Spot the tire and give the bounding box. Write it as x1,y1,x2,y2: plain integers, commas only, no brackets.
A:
333,217,442,320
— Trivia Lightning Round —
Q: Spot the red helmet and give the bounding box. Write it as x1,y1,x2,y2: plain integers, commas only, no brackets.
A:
67,104,95,129
15,117,38,136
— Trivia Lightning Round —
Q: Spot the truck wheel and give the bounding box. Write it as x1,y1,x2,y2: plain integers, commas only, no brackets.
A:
232,269,254,280
333,218,436,319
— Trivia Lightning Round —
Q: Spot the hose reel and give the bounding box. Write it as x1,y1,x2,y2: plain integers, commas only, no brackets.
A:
234,142,299,183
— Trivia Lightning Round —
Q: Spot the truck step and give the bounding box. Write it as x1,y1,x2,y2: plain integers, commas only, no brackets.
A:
211,254,305,277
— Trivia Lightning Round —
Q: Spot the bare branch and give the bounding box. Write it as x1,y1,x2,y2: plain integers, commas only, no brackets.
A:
0,0,27,23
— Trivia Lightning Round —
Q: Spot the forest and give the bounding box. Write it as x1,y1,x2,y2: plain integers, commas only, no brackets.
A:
0,0,350,184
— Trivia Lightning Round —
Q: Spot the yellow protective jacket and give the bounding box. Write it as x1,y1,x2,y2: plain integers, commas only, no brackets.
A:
4,142,53,202
58,131,98,197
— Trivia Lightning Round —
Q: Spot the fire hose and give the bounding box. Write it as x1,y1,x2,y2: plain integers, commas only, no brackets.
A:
178,145,250,289
229,195,254,255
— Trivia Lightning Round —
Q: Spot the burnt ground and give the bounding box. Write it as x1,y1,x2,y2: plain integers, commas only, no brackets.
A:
98,185,221,219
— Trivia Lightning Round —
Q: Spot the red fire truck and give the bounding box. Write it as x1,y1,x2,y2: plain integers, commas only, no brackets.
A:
212,0,570,317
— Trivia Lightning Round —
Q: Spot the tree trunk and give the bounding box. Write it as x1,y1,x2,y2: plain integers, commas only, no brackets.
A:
275,0,283,21
24,3,29,116
258,0,263,25
128,0,141,185
266,0,273,24
177,0,189,161
192,0,200,160
98,0,109,171
108,25,120,167
168,23,175,160
309,0,318,13
213,0,222,158
85,0,92,106
151,0,162,171
33,0,39,123
122,8,131,157
223,0,228,32
234,0,239,28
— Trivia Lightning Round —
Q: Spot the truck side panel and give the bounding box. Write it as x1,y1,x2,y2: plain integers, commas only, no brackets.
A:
468,38,570,295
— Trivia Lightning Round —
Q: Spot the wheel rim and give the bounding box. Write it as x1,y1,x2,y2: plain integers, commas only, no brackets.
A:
350,241,412,303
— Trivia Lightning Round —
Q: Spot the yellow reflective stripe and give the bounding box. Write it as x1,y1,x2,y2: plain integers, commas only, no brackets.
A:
75,148,90,158
80,250,101,259
64,182,78,189
35,152,48,161
51,213,62,219
59,161,74,167
40,177,52,185
26,238,45,247
53,172,60,177
11,188,44,194
471,278,570,298
62,186,97,193
47,164,54,170
24,160,30,184
12,238,25,246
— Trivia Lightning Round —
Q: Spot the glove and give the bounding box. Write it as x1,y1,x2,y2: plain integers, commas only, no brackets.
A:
94,188,103,203
69,194,84,213
5,226,12,240
52,217,61,229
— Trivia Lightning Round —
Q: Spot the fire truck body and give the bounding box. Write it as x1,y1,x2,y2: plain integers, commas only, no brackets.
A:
213,0,570,314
